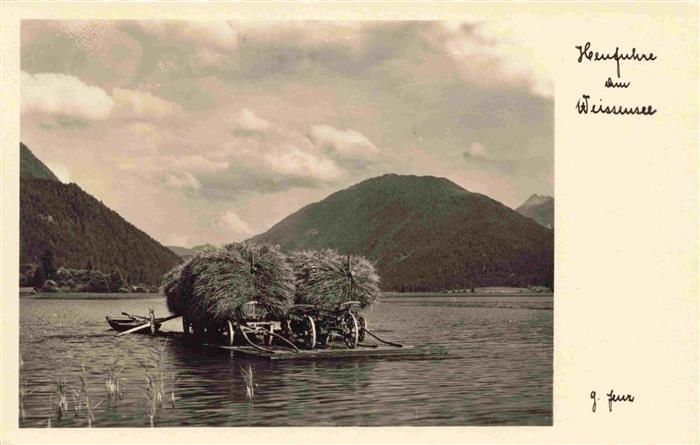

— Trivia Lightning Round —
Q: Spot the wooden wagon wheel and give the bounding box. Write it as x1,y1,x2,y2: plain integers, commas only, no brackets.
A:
301,315,316,350
358,316,367,342
343,312,359,349
224,320,236,346
317,330,330,345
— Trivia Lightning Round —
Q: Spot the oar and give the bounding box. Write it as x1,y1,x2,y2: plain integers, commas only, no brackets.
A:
117,322,151,336
116,314,181,336
364,328,403,348
122,312,148,321
155,314,181,323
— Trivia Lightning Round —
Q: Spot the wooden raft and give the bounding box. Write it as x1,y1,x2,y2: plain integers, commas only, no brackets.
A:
154,330,447,361
202,343,446,361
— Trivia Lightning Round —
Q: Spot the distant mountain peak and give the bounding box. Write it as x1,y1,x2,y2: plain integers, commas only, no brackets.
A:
519,194,553,208
516,194,554,229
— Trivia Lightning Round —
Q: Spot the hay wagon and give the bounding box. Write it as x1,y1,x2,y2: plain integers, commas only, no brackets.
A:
156,243,396,353
162,243,302,351
180,298,364,352
181,300,316,353
285,301,366,349
287,250,379,349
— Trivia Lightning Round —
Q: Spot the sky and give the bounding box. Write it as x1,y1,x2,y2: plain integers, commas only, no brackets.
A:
20,20,553,248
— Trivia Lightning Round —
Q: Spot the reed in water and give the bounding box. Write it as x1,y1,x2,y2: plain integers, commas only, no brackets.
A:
241,364,256,400
73,365,103,427
140,338,173,426
51,375,69,419
104,358,123,401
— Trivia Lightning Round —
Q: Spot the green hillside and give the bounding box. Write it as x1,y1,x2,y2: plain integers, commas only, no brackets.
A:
20,143,181,285
20,142,60,181
250,174,554,291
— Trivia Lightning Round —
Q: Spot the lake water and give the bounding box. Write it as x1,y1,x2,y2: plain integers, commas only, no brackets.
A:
19,294,552,427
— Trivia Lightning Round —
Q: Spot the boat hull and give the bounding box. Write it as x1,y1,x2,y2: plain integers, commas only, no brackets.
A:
106,317,161,333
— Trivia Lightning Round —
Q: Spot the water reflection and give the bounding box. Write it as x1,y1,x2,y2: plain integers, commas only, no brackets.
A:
19,295,552,427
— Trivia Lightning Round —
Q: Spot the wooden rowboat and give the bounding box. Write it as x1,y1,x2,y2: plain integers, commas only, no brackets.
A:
107,311,181,336
106,316,162,334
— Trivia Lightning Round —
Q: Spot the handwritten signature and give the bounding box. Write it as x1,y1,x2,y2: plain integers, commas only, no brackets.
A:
590,390,635,413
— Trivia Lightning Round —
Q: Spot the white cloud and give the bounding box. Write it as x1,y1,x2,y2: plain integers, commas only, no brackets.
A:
235,109,271,133
113,88,183,119
192,109,352,191
262,144,342,182
21,71,114,119
221,210,253,236
216,138,343,188
166,172,201,190
179,21,238,48
21,72,182,123
118,152,226,192
466,142,489,159
132,21,238,49
442,19,555,97
308,125,379,162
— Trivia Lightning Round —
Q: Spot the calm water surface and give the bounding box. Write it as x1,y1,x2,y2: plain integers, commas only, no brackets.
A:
19,294,552,427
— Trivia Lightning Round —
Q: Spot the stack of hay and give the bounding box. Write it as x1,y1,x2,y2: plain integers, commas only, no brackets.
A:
161,243,295,325
288,249,381,310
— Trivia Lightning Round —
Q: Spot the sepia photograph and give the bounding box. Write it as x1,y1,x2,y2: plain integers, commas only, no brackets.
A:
17,19,554,428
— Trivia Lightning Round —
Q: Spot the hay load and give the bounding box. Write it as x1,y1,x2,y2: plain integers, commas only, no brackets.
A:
289,249,381,309
160,243,295,325
222,242,295,318
162,261,187,315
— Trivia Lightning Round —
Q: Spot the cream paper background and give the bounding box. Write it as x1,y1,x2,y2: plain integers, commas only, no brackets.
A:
1,2,697,444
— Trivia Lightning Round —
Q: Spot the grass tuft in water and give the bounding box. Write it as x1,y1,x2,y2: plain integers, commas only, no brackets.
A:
169,372,180,409
140,338,172,426
19,378,36,421
52,375,69,419
241,365,257,400
73,365,104,427
105,358,124,402
144,369,160,427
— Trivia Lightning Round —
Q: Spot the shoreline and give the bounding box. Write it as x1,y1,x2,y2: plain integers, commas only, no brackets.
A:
23,289,553,300
24,292,161,300
383,291,553,298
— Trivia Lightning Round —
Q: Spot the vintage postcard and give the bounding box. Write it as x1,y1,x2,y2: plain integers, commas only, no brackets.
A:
1,2,697,444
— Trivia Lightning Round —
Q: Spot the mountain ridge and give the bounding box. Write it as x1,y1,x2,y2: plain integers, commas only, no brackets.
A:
167,244,217,259
20,143,181,285
250,174,553,291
